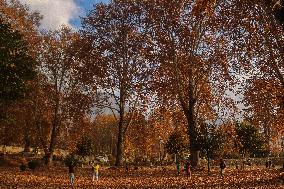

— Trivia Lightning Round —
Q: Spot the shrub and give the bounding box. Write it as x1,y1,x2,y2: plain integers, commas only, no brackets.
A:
53,155,64,161
0,156,5,166
75,136,96,157
64,154,80,167
19,163,27,171
165,131,188,156
28,160,40,171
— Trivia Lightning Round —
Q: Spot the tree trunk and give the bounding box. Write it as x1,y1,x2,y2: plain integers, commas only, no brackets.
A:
23,138,31,153
23,126,31,153
207,152,210,174
190,150,200,167
186,98,200,167
45,151,53,166
115,119,124,166
115,123,123,166
44,123,57,166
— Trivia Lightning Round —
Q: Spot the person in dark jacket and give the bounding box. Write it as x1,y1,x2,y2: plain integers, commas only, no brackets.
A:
184,160,191,178
219,159,226,178
68,163,76,188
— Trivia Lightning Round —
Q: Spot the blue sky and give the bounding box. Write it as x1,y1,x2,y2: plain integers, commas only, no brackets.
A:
71,0,109,28
20,0,110,30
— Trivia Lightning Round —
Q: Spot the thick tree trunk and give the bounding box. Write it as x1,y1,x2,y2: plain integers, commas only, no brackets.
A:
44,122,57,166
190,149,200,167
186,97,200,167
45,151,53,166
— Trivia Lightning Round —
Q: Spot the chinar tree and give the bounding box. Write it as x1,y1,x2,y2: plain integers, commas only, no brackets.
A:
81,1,152,166
37,27,95,165
141,0,232,167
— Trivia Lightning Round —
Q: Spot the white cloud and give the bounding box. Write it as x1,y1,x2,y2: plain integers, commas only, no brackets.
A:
20,0,82,30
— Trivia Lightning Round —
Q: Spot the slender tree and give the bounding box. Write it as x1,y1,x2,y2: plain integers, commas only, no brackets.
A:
37,27,95,165
81,1,152,166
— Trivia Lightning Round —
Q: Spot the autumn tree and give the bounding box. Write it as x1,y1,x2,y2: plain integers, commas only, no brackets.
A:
124,109,178,164
81,1,152,166
91,114,118,157
236,122,266,157
217,121,241,158
36,27,95,165
141,0,231,167
165,131,188,159
0,0,41,58
219,0,284,149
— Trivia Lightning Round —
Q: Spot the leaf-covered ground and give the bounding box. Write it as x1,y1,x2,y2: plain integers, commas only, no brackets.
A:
0,166,283,188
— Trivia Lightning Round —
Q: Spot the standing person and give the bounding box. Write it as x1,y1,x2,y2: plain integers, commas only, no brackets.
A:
68,162,75,189
268,159,272,169
90,161,95,182
125,161,129,172
176,160,181,175
92,163,100,181
219,159,226,178
266,159,269,169
184,160,191,178
65,155,78,189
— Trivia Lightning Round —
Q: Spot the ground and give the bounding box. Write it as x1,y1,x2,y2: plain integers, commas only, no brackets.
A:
0,165,283,189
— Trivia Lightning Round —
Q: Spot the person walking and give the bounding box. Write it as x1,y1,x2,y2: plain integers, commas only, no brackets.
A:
68,162,76,189
265,159,272,169
184,160,191,178
176,160,181,175
219,158,226,178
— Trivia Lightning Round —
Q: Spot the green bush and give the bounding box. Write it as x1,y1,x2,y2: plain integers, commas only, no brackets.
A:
64,154,80,167
165,131,188,156
19,163,27,171
75,136,96,157
28,160,40,171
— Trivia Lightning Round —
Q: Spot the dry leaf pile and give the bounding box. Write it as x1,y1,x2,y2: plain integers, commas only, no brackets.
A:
0,166,283,188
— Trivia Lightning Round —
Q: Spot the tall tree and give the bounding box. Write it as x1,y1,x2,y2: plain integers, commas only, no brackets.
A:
81,1,152,166
143,0,230,166
0,20,35,116
37,27,95,165
219,0,284,147
0,0,42,150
